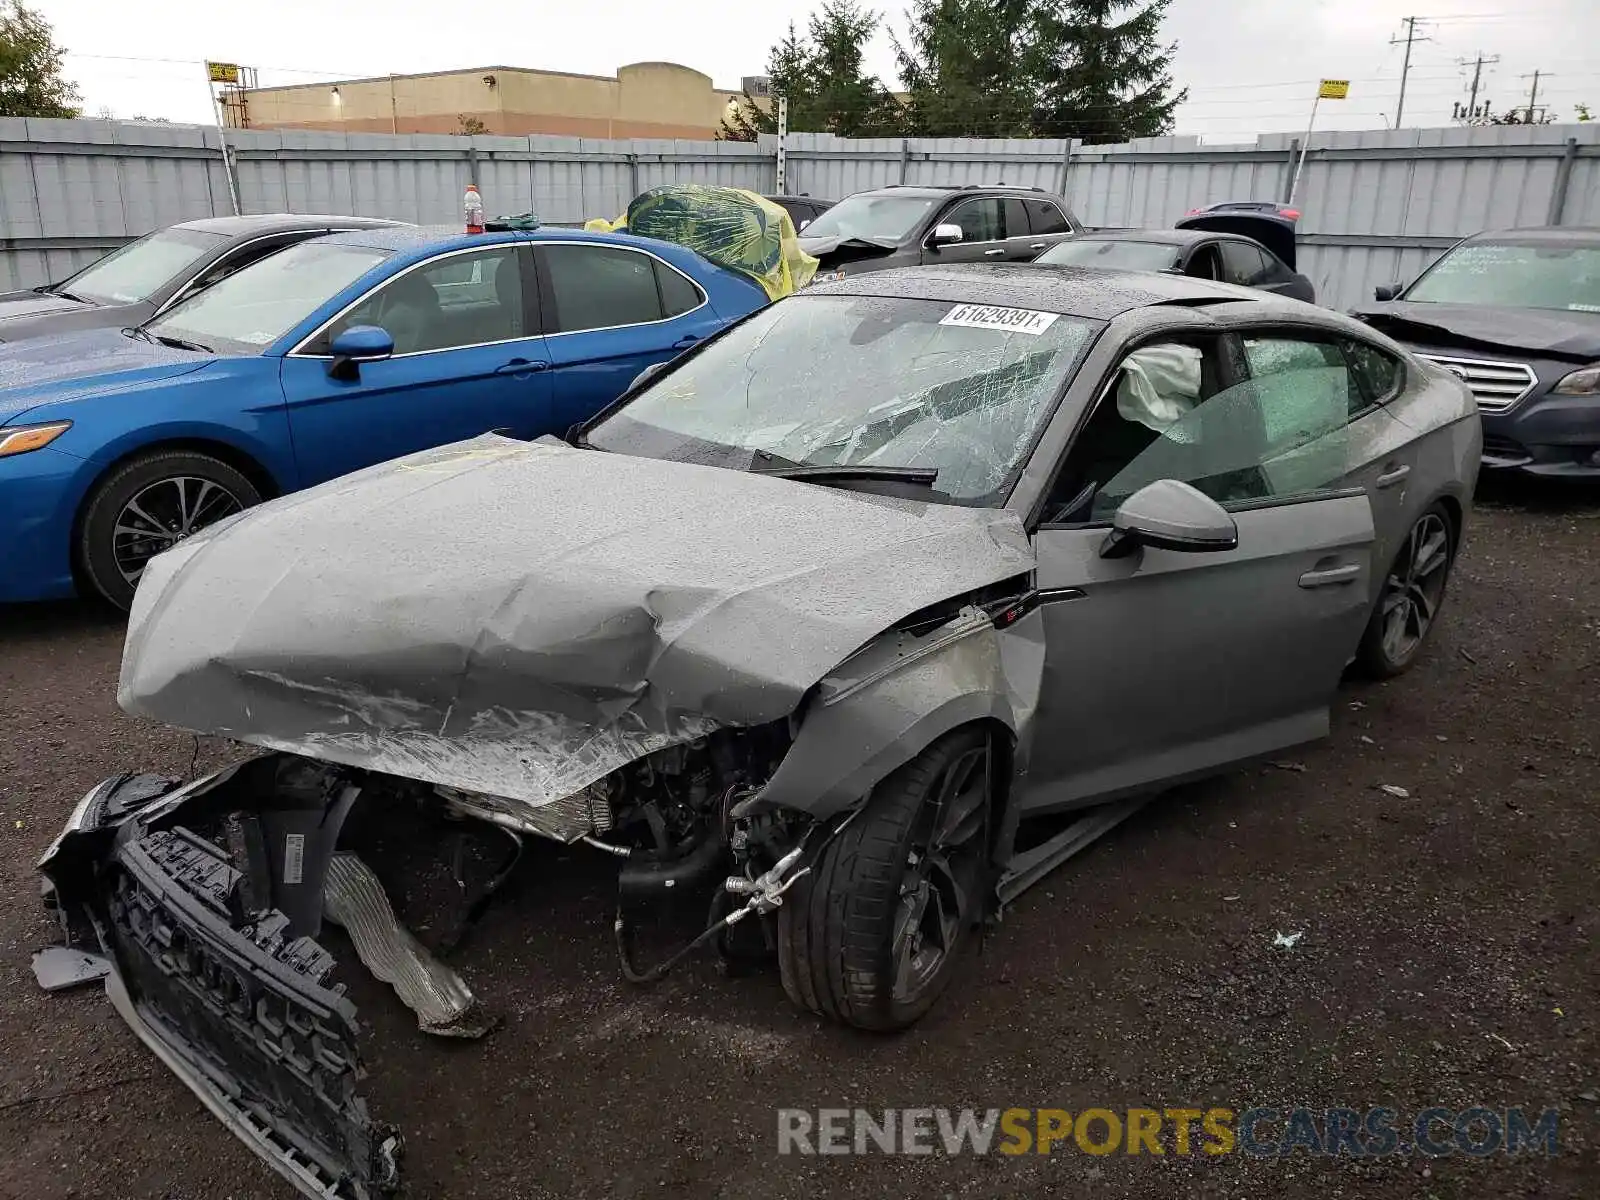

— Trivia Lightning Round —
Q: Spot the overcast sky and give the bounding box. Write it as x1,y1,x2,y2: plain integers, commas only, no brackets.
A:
35,0,1599,139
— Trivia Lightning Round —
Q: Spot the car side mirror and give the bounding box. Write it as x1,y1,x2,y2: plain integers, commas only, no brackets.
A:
928,223,964,248
1373,282,1403,302
327,325,393,381
1100,479,1239,559
627,359,669,393
798,218,811,231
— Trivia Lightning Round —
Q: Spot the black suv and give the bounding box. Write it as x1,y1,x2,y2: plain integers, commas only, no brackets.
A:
798,184,1081,281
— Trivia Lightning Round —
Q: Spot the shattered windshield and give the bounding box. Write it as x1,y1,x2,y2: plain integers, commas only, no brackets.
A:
800,194,941,245
1405,240,1600,312
587,294,1099,504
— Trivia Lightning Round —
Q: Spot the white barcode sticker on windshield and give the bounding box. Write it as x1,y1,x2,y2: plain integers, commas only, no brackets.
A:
940,303,1060,335
283,833,305,885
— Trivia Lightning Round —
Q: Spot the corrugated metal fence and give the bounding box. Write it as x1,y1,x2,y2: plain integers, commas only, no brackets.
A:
3,117,1597,310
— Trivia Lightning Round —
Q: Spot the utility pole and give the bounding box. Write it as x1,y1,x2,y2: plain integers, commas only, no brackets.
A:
1460,52,1500,121
1518,70,1551,122
1390,17,1431,127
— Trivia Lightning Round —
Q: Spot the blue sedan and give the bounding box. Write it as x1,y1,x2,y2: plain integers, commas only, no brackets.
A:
0,225,767,608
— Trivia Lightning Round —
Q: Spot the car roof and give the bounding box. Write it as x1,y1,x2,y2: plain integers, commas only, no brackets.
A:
808,262,1270,319
308,223,734,265
1467,226,1600,246
852,184,1061,199
171,214,405,236
1073,228,1218,247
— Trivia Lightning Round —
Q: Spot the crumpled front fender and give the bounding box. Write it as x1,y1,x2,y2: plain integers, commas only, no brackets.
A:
744,604,1046,821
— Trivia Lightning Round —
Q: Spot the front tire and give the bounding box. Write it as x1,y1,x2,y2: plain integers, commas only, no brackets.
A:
79,451,260,611
1355,501,1456,679
778,727,992,1031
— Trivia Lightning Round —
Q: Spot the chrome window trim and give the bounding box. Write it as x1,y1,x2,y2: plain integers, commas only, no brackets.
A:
287,242,531,359
535,239,708,338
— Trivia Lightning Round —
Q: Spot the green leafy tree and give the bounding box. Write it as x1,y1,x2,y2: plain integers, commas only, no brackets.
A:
894,0,1043,137
1032,0,1186,143
721,3,902,139
1576,102,1593,122
0,1,81,118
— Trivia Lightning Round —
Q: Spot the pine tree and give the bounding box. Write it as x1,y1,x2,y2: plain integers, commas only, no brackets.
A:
1032,0,1185,143
894,0,1043,138
720,3,901,140
0,1,82,118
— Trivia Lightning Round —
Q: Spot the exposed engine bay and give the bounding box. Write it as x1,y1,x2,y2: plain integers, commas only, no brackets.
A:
38,726,825,1200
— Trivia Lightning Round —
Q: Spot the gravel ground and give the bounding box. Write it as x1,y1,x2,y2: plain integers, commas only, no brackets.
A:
1,478,1597,1199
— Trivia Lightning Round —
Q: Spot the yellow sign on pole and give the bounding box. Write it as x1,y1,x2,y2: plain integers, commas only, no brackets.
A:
1318,79,1351,100
206,61,241,84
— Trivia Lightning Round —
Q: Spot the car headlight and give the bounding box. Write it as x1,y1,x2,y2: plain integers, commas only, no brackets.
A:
0,420,72,457
1552,365,1600,396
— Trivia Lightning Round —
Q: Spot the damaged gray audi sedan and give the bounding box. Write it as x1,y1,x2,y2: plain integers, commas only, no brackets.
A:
39,264,1481,1198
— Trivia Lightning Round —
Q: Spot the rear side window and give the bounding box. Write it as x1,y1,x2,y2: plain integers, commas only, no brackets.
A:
544,244,664,333
1344,339,1403,403
655,260,703,318
1220,241,1271,287
1024,199,1072,235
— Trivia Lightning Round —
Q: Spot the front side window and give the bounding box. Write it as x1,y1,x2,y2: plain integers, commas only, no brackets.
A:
943,198,1007,243
588,294,1100,504
544,244,667,333
1038,239,1181,272
1090,336,1359,515
324,246,524,354
61,227,227,305
148,241,391,354
1405,239,1600,312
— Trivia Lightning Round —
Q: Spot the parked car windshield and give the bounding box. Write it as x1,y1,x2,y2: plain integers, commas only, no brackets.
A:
145,241,392,354
1037,239,1182,271
800,193,941,246
58,227,227,305
588,294,1099,504
1405,239,1600,312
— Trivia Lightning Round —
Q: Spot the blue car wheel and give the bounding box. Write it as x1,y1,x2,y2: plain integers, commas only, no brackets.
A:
78,450,261,611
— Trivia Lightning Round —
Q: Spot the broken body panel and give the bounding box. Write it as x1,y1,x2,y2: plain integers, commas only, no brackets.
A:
42,435,1049,1198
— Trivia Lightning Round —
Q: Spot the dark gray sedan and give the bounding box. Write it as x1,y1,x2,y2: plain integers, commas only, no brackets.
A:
0,214,405,344
1037,227,1316,302
41,265,1479,1200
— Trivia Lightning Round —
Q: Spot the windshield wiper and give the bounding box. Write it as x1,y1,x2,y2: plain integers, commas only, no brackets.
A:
758,464,940,486
121,325,154,342
153,333,213,353
53,289,94,304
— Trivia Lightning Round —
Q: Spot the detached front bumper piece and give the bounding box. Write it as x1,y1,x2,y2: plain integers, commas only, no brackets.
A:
40,767,402,1200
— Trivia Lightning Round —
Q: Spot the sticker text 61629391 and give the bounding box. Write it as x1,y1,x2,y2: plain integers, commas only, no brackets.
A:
940,304,1061,335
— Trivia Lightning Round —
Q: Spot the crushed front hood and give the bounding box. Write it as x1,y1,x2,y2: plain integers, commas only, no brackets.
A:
121,437,1035,823
1354,302,1600,361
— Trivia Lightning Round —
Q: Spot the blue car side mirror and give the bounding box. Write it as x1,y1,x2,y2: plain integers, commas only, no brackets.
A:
328,325,394,380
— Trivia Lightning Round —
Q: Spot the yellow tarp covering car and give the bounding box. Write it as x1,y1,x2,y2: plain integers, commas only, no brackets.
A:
585,185,817,300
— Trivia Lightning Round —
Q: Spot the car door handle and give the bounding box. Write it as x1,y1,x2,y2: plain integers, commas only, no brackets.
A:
1298,563,1361,589
495,358,548,375
1029,243,1047,251
1375,463,1411,489
671,335,701,350
984,248,1006,257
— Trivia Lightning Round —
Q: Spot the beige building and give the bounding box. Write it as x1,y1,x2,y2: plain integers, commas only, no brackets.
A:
225,62,746,140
